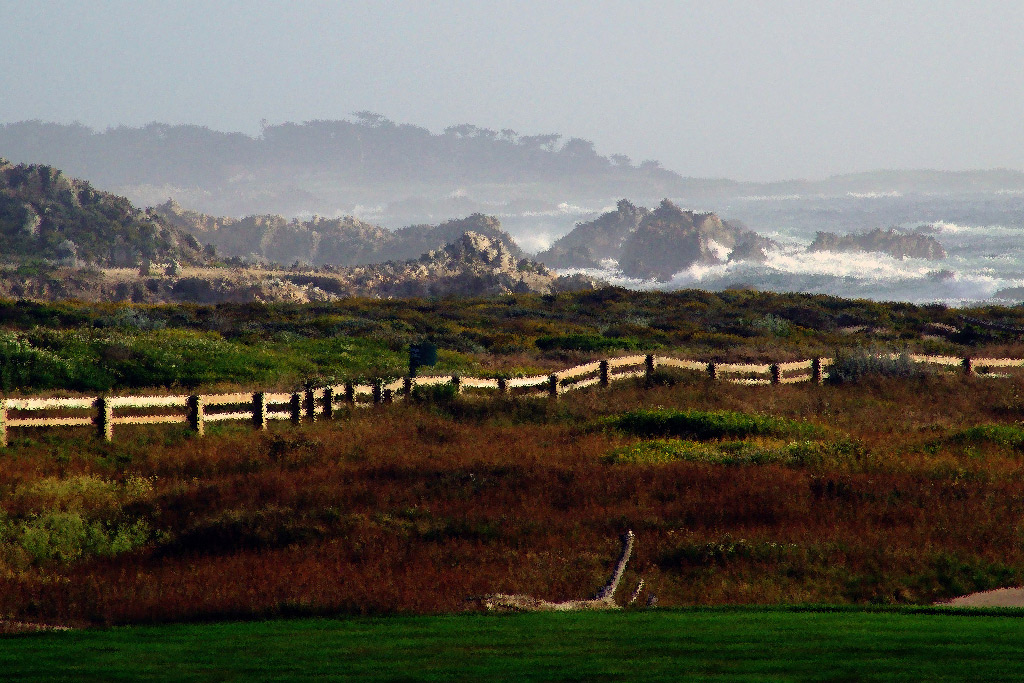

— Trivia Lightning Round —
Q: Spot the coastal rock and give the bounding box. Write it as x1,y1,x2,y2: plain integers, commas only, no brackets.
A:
154,201,523,268
808,228,946,260
537,199,648,269
618,200,750,281
0,231,601,304
537,198,772,281
728,234,778,263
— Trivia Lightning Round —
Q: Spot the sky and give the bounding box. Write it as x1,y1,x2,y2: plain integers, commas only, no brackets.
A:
3,0,1024,181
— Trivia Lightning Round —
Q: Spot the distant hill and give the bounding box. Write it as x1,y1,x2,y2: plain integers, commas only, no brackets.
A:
0,159,209,267
4,119,1024,231
0,118,691,220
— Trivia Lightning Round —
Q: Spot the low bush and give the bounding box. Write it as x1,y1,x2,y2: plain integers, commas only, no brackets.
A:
947,424,1024,450
608,408,822,440
603,438,858,468
535,334,642,353
826,349,929,385
16,513,152,564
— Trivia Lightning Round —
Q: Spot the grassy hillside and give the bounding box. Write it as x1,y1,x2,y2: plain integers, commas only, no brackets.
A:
0,287,1020,395
2,288,1024,626
4,366,1024,623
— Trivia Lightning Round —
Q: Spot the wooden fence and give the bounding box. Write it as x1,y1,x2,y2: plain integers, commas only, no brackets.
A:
0,353,1018,446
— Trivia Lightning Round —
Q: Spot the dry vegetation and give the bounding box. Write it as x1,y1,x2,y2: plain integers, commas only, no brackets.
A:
4,367,1024,626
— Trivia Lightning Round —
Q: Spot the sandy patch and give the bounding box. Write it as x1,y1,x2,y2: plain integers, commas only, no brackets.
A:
941,587,1024,607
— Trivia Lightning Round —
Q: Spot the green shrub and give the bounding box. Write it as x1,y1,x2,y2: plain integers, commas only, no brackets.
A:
750,314,791,337
608,408,822,440
947,424,1024,450
19,512,151,564
535,334,642,353
603,438,848,468
411,382,459,404
14,474,153,514
826,349,928,385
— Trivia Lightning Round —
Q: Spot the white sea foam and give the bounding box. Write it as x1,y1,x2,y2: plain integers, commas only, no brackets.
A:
760,247,935,280
706,240,731,261
735,194,802,201
926,221,970,234
846,191,902,198
516,231,558,253
511,202,604,218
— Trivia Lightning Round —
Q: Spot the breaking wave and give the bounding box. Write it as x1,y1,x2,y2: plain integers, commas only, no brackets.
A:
562,238,1024,306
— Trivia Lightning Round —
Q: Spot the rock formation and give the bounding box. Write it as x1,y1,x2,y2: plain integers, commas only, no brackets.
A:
0,162,209,268
0,231,600,304
154,201,523,268
808,227,946,260
618,200,759,280
537,199,649,268
536,198,773,281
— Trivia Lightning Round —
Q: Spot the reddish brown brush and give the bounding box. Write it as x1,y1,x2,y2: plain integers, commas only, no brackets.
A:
3,373,1024,625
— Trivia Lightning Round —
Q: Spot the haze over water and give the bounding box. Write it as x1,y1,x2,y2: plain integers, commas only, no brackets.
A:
4,1,1024,305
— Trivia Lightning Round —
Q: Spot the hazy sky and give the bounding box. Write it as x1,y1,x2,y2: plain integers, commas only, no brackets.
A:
3,0,1024,181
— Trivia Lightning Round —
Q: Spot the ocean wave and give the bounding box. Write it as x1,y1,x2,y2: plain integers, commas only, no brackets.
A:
508,202,611,219
925,221,971,234
846,191,902,198
559,245,1024,305
735,194,802,201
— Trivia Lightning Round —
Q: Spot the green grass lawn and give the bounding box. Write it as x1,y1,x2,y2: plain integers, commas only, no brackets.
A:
3,608,1024,681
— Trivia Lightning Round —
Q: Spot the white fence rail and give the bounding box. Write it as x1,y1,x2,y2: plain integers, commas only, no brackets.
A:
0,352,1002,446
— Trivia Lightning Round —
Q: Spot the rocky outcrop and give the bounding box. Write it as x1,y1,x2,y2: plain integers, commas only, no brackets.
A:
808,228,946,260
0,231,600,304
345,231,596,298
536,198,771,281
537,199,648,269
0,163,210,268
154,201,523,268
727,233,778,263
618,200,755,281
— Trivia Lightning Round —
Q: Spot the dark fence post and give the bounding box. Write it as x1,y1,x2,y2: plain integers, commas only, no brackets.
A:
707,362,717,381
322,387,334,420
403,376,413,398
290,393,301,425
548,374,559,398
372,379,383,404
344,382,355,405
770,364,781,385
252,392,267,430
599,360,609,388
645,354,655,385
187,395,205,436
451,375,462,395
96,397,113,442
963,357,973,376
812,358,822,384
497,377,508,395
304,387,316,422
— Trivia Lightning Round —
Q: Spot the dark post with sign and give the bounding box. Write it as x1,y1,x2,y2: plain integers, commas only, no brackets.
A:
409,342,438,377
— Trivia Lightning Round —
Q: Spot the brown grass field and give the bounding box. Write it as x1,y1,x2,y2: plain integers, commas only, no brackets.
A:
3,366,1024,627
